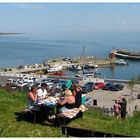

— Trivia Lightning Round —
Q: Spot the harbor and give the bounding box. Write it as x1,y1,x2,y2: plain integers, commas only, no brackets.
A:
0,56,112,72
0,53,140,116
1,3,140,137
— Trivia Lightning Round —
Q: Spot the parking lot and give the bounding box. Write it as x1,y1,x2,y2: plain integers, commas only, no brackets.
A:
80,81,140,116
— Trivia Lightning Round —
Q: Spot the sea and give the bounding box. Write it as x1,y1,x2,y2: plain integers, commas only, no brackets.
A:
0,32,140,80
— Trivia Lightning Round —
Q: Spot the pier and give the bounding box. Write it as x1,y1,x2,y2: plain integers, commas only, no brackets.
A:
0,56,112,74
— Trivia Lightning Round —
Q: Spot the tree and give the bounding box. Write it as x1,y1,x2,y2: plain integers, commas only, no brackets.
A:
127,78,135,102
136,75,140,84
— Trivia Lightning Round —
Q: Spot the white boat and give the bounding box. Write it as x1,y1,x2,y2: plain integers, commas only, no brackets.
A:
47,65,63,73
115,59,128,66
69,65,82,71
77,65,82,71
85,63,98,69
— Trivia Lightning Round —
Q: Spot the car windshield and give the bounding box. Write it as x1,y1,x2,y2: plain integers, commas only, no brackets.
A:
106,83,113,86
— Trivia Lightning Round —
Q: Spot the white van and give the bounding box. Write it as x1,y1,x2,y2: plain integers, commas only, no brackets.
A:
7,79,14,84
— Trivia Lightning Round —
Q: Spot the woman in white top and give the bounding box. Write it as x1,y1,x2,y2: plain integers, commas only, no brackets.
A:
36,83,48,100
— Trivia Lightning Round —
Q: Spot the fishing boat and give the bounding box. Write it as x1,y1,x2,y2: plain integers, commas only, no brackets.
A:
47,71,65,76
85,63,98,69
112,49,140,60
115,59,128,66
47,65,63,73
69,65,82,71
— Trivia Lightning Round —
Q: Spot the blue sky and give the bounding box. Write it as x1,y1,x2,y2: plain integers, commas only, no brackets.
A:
0,3,140,33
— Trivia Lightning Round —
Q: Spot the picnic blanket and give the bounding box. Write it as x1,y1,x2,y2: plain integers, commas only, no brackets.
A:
60,105,88,119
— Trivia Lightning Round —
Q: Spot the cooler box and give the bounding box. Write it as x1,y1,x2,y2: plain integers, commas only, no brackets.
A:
82,94,86,105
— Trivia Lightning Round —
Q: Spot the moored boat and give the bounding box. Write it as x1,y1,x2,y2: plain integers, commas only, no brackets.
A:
69,65,82,71
47,71,65,76
47,65,63,73
85,63,98,69
115,59,128,66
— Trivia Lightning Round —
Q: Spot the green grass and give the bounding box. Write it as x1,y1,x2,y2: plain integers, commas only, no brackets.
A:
0,89,63,137
0,89,140,137
68,108,140,137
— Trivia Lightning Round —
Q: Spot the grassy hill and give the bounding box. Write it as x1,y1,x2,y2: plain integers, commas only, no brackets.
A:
0,89,140,137
0,89,63,137
68,108,140,137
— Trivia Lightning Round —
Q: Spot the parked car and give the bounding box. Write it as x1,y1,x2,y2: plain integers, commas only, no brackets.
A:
137,94,140,99
93,82,105,90
62,57,71,61
71,79,79,84
110,84,124,91
84,96,92,106
16,81,29,88
50,79,60,84
11,79,18,87
41,78,52,83
81,82,95,93
55,80,68,89
7,79,14,84
102,83,115,90
55,83,65,89
46,82,54,89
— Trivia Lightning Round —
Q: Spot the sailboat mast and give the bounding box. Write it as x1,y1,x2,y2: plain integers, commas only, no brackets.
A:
82,46,86,74
83,46,86,64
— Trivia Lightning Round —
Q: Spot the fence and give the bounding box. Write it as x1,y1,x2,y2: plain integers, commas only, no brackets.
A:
0,72,41,79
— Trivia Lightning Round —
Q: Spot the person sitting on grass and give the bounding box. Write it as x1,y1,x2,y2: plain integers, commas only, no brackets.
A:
36,83,49,100
27,85,40,112
57,86,75,113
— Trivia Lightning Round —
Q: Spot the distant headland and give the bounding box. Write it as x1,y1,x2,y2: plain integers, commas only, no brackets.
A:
0,33,24,35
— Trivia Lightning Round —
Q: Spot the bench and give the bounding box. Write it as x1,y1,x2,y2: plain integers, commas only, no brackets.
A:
53,105,87,126
54,111,83,126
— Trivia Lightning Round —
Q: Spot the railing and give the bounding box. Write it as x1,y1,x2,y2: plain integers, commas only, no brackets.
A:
0,72,41,79
105,78,129,84
0,72,132,84
61,125,131,137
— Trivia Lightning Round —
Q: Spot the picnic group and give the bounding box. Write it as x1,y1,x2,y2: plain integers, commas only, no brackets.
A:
26,82,86,124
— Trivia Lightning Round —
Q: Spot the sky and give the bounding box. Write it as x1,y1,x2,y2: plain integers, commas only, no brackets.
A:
0,3,140,34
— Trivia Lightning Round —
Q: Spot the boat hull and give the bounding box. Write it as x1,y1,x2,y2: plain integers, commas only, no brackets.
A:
47,71,64,76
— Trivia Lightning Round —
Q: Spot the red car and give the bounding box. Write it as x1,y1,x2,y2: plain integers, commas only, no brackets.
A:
93,82,105,90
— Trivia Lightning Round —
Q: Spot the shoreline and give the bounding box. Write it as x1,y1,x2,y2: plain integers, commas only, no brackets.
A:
0,56,113,73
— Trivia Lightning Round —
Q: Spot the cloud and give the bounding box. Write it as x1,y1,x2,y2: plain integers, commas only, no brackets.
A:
13,4,45,9
116,19,127,25
131,4,138,8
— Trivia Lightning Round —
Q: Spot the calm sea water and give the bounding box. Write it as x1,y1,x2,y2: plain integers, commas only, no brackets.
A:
0,32,140,80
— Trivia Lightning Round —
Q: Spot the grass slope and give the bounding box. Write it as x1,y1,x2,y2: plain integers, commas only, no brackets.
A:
0,89,140,137
0,89,63,137
68,107,140,137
